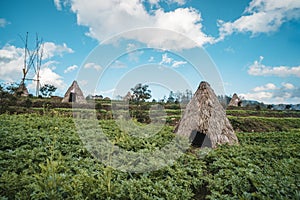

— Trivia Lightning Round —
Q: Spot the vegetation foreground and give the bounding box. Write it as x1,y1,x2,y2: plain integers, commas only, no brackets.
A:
0,113,300,199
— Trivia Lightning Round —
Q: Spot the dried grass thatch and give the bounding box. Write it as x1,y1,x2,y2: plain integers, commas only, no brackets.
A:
174,81,238,148
123,92,132,101
16,83,29,97
228,93,241,107
62,80,86,104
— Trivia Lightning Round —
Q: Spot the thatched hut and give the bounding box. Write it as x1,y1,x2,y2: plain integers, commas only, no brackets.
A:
62,81,86,103
15,82,29,96
123,92,132,101
174,81,238,148
228,93,242,107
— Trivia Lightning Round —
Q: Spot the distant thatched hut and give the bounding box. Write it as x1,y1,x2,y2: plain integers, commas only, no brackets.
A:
62,81,86,103
174,81,238,148
123,92,132,101
228,93,242,107
15,82,29,96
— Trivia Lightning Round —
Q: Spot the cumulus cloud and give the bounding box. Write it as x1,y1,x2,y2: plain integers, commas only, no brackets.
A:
42,60,59,70
218,0,300,40
0,42,73,94
84,62,102,71
54,0,62,10
67,0,214,50
170,0,186,5
172,60,187,68
110,60,127,69
248,56,300,77
148,0,160,7
0,18,10,28
147,0,186,6
43,42,74,59
282,82,295,90
241,91,273,102
159,53,187,68
160,53,173,65
28,67,65,91
100,88,116,95
241,82,300,104
0,45,24,82
64,65,78,73
253,83,277,92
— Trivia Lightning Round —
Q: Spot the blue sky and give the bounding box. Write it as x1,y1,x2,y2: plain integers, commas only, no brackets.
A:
0,0,300,104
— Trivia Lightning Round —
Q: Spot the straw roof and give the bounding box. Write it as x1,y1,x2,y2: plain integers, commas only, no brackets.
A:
16,82,29,97
123,92,132,101
228,93,241,107
62,81,86,103
174,81,238,148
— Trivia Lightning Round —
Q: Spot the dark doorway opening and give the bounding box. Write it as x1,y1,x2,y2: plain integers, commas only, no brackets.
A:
69,92,76,102
238,101,242,107
190,130,212,148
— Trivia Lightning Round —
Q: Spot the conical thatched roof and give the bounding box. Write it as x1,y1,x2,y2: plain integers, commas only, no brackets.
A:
16,82,29,96
228,93,241,107
123,92,132,101
174,81,238,148
62,80,86,103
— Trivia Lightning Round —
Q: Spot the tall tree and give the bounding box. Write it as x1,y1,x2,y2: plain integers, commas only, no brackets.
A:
130,83,151,102
167,91,175,103
40,84,57,97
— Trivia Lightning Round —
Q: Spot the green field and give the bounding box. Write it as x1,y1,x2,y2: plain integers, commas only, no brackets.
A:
1,112,299,199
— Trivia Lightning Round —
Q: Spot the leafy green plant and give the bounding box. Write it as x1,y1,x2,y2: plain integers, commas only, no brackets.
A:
0,113,299,199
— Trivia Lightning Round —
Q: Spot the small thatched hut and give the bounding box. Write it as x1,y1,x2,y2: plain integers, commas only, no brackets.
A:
123,92,132,101
228,93,242,107
62,81,86,103
174,81,238,148
15,82,29,96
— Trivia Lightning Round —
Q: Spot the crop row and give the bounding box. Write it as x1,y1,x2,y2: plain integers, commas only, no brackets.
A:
0,114,299,199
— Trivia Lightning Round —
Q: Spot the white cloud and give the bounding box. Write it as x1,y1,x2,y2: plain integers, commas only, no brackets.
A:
100,88,116,94
126,43,137,52
68,0,214,50
241,91,273,102
125,43,144,62
282,82,295,90
54,0,62,10
248,56,300,77
218,0,300,39
110,60,127,69
28,67,65,91
159,53,187,68
159,53,173,65
241,82,300,104
84,62,102,71
0,45,24,82
253,83,277,92
148,0,158,4
147,0,186,6
64,65,78,73
43,60,59,70
43,42,74,59
172,60,187,68
0,18,10,28
0,42,73,94
148,0,160,6
167,0,186,5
